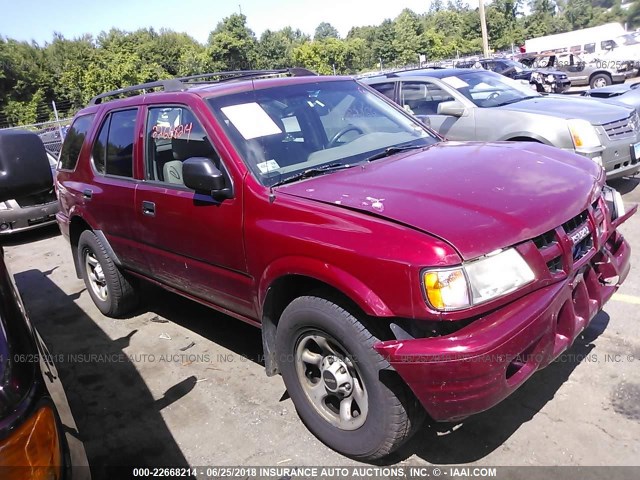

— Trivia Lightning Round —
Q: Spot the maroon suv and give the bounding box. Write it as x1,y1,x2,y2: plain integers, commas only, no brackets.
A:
56,69,635,460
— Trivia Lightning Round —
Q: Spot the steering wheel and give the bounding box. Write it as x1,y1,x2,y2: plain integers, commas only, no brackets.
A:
327,125,364,148
487,91,501,100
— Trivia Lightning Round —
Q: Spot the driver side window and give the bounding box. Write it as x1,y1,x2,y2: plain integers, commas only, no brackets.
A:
145,106,220,187
400,82,454,116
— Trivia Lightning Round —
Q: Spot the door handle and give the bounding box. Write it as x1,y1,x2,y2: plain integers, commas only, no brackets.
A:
83,189,93,199
142,201,156,217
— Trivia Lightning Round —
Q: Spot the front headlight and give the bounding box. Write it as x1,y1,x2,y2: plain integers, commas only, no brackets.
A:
546,74,555,82
423,248,535,311
567,119,602,151
603,185,625,220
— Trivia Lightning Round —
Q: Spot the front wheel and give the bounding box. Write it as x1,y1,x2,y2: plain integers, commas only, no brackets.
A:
276,296,424,460
590,73,612,89
78,230,138,317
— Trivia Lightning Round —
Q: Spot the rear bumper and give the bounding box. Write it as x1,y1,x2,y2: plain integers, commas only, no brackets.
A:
374,229,631,422
0,202,58,235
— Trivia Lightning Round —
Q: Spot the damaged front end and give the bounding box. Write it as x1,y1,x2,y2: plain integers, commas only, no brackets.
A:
374,190,636,422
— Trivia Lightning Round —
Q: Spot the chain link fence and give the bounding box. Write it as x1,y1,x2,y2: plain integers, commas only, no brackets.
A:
0,118,72,156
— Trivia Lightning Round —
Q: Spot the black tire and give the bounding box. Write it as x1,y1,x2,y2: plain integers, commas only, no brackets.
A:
77,230,138,317
276,296,424,460
590,73,612,89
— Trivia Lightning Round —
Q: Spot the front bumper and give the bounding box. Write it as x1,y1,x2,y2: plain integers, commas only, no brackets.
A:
555,79,571,93
374,213,633,422
0,202,58,235
599,135,640,180
612,72,627,84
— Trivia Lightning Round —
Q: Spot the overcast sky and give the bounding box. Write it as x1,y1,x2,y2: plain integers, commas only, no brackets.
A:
0,0,441,44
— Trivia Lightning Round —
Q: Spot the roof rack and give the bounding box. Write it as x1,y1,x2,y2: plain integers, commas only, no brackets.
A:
88,67,318,105
355,66,440,80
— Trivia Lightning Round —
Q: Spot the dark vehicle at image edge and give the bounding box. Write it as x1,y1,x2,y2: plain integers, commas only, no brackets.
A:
55,69,636,460
0,130,89,479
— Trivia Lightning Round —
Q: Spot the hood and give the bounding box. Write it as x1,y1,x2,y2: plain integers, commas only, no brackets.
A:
530,68,566,77
498,95,634,124
586,84,632,96
277,142,603,260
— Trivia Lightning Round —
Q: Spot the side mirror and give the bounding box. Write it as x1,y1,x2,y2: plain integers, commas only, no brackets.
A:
415,115,431,128
183,157,232,199
437,100,466,117
0,130,53,202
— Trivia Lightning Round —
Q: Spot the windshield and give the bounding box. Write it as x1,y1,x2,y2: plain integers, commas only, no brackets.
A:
438,71,539,108
502,59,528,71
617,34,639,46
207,80,437,187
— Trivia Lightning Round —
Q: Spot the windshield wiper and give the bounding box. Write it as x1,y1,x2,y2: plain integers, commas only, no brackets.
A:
271,163,354,187
365,145,424,162
493,95,538,107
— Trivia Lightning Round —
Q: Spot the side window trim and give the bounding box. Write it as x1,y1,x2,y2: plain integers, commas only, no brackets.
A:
57,114,95,171
90,107,139,181
90,113,109,176
142,103,227,191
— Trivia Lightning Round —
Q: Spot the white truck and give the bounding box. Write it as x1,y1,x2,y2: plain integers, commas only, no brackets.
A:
524,23,638,77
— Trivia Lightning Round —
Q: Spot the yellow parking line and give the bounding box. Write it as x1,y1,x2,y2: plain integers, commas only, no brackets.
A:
612,293,640,305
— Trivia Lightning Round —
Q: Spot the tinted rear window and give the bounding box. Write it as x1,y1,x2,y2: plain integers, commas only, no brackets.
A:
58,114,95,170
106,110,137,177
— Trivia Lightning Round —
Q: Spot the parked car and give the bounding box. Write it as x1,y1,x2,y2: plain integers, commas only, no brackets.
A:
582,82,640,113
56,70,635,460
0,149,59,235
0,129,89,479
455,57,571,93
518,52,629,88
362,68,640,179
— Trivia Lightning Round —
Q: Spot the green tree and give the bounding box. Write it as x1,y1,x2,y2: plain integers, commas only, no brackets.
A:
393,9,426,65
564,0,594,29
314,22,340,41
256,27,309,69
207,14,257,70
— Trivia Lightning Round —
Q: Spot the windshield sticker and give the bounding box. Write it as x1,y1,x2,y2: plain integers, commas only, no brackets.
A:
221,103,282,139
441,76,469,89
256,159,280,174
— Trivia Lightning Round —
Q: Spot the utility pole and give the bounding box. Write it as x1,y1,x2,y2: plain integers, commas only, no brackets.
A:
479,0,489,57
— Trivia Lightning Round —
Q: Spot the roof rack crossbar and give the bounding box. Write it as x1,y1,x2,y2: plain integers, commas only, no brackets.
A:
87,67,318,105
176,68,317,85
88,79,184,105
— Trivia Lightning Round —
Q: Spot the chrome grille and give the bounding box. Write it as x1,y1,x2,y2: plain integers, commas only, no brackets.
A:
602,112,639,140
532,208,595,274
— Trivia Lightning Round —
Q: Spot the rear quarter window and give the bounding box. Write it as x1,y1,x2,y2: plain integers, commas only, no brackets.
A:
58,114,95,170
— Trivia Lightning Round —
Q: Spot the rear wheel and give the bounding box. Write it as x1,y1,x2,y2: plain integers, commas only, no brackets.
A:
590,73,612,89
78,230,138,317
276,296,424,460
